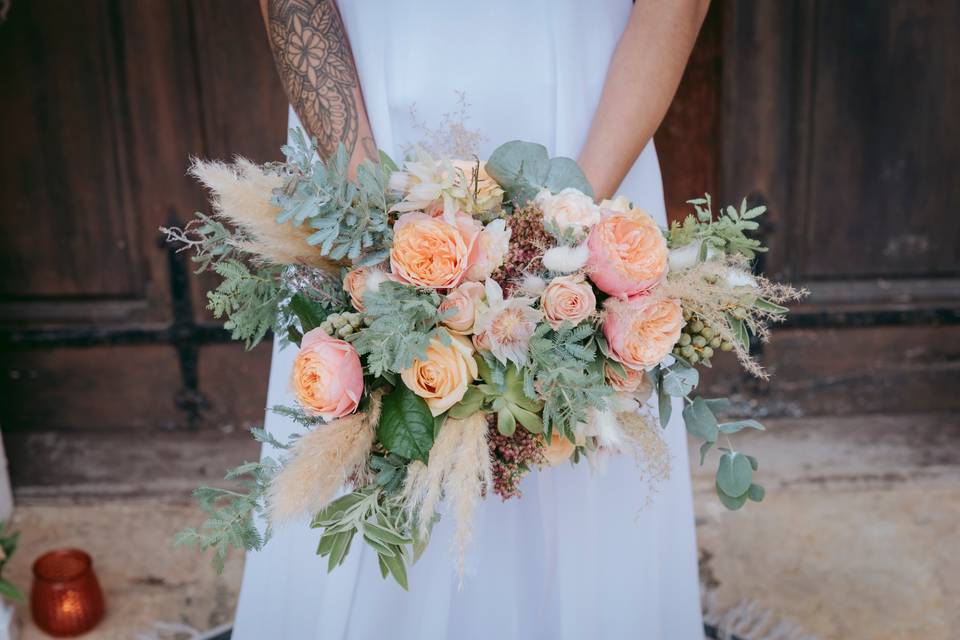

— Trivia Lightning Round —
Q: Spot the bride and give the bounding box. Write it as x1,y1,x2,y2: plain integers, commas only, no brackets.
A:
234,1,709,638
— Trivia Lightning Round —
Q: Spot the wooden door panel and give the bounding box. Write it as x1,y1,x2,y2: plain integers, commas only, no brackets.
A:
0,0,141,300
804,0,960,278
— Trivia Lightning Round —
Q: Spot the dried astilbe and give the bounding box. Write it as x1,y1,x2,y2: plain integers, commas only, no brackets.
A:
405,91,484,159
268,391,383,524
657,255,807,378
190,158,338,274
617,410,671,509
400,412,492,581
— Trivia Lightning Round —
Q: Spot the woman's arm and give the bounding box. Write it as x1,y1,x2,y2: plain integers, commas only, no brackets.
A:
260,0,376,169
578,0,710,200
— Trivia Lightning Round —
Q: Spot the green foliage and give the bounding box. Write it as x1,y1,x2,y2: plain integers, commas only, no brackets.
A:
310,486,414,590
376,384,436,463
0,522,23,602
350,282,450,376
273,129,394,266
668,194,768,259
524,322,609,440
269,405,324,429
175,432,282,572
461,357,543,435
485,140,594,207
652,360,767,511
160,213,241,273
207,260,284,348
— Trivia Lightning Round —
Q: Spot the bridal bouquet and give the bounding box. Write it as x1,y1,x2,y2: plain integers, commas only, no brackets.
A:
168,130,803,588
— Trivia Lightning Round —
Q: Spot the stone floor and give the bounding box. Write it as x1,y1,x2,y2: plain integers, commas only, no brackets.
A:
4,412,958,639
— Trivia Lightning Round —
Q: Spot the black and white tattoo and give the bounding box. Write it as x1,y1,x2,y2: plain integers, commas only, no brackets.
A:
267,0,362,158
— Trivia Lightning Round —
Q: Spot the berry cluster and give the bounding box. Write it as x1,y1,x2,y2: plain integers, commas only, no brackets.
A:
488,422,545,501
673,310,733,367
318,311,367,338
490,205,552,295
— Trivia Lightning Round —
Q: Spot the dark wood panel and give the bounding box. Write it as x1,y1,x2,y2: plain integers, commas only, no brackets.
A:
699,324,960,417
804,0,960,278
0,0,141,299
187,0,288,322
658,1,722,226
7,429,260,503
0,345,182,431
197,341,272,429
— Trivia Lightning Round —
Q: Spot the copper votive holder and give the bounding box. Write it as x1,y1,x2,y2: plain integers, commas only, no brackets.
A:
30,549,105,637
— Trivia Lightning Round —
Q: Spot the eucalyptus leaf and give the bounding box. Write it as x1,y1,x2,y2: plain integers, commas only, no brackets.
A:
661,362,700,397
717,451,753,497
376,384,436,463
746,454,759,471
716,481,748,510
747,483,766,502
486,140,593,206
699,440,713,466
658,382,673,428
754,298,789,315
380,546,409,590
682,397,719,442
726,313,750,349
718,419,765,434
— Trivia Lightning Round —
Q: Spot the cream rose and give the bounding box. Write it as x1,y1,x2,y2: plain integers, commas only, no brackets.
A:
390,211,481,289
586,208,668,297
535,187,601,232
598,195,632,214
539,274,597,329
291,328,364,420
603,296,684,370
453,159,504,212
438,281,485,334
400,333,479,416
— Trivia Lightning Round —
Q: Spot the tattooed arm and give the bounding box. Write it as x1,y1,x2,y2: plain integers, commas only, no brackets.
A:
260,0,376,169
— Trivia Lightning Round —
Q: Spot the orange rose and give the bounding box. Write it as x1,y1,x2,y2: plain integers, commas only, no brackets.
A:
291,328,364,420
390,212,481,289
604,362,654,401
586,208,668,297
603,296,683,370
400,333,479,416
342,267,379,311
542,433,577,466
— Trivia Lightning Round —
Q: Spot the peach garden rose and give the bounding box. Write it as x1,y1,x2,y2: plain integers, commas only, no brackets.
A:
400,333,479,416
291,328,364,420
539,274,597,329
603,295,683,371
438,281,486,334
586,208,668,297
390,211,481,289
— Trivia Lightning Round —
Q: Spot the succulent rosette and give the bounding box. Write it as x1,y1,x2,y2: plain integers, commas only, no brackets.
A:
171,133,804,590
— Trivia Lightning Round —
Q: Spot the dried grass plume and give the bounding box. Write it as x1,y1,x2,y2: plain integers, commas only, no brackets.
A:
190,158,338,274
268,391,383,524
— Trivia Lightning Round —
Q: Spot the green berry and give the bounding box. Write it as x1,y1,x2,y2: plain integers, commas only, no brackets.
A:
692,335,707,348
680,345,696,359
701,346,714,359
720,341,734,352
689,320,704,334
701,326,715,340
688,352,700,364
678,333,692,347
337,325,353,338
709,336,722,348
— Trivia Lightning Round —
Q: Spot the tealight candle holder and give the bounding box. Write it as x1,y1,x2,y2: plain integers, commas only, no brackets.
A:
30,549,105,637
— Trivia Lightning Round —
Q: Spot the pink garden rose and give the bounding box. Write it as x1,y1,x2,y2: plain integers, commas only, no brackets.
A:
438,281,485,334
586,208,668,297
291,328,364,420
390,211,481,289
539,274,597,329
603,295,683,371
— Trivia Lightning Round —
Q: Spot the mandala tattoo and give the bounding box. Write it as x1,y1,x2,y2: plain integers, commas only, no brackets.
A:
267,0,361,158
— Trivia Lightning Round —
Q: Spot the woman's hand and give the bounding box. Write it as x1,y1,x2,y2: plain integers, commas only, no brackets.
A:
578,0,710,200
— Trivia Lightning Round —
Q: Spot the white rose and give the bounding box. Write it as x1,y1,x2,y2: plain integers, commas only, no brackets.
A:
535,188,601,232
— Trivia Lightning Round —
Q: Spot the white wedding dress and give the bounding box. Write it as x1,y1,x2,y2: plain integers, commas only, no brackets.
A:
233,1,703,638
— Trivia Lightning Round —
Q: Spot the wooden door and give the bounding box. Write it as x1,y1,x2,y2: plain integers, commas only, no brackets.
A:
0,0,286,499
710,0,960,415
